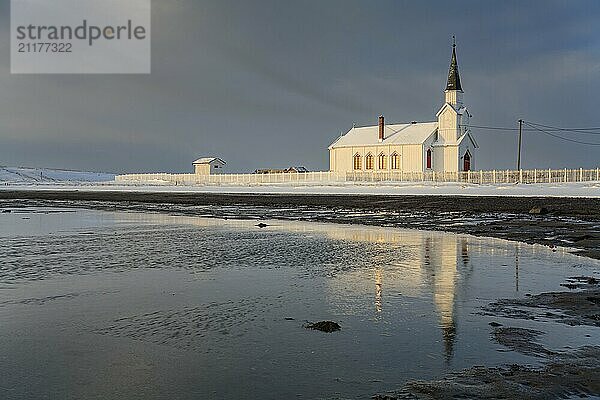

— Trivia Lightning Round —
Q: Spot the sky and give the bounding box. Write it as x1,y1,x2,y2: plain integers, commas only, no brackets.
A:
0,0,599,173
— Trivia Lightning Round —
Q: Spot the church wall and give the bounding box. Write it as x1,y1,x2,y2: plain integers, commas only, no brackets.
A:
438,107,458,144
329,144,426,173
433,147,446,172
330,147,353,172
444,90,462,106
432,145,460,172
329,150,337,171
444,146,459,172
401,144,422,172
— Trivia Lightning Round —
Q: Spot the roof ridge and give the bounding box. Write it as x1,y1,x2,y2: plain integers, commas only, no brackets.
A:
354,121,437,129
329,121,438,148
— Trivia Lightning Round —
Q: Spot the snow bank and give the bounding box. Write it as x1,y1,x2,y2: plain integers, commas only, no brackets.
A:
1,179,599,198
0,166,115,184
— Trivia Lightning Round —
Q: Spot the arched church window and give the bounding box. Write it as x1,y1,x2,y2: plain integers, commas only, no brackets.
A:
365,153,374,170
353,153,362,170
377,153,387,170
463,152,471,171
390,152,400,170
426,149,432,169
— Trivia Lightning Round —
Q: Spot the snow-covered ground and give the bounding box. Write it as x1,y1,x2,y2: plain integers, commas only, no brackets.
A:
0,166,598,197
1,179,599,197
0,166,115,184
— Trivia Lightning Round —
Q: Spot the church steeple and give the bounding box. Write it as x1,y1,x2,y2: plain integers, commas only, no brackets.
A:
446,37,462,92
444,37,463,107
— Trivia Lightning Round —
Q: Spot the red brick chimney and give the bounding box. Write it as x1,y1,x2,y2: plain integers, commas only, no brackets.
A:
378,115,384,142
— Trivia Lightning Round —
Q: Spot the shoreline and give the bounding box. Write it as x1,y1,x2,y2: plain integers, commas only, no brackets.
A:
1,189,599,260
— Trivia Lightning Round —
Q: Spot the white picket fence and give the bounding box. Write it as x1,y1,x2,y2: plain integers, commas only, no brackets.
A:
115,168,600,186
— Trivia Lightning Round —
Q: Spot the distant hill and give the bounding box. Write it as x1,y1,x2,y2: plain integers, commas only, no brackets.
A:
0,166,115,183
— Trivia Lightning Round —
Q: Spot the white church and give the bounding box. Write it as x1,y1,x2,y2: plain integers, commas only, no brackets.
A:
329,41,478,173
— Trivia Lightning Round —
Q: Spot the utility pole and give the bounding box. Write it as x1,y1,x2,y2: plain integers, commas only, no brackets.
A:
517,119,523,170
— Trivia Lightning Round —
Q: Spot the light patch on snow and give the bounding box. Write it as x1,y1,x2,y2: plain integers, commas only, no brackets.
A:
329,121,437,148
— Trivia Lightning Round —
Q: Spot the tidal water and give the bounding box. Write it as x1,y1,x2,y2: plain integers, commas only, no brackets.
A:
0,207,599,399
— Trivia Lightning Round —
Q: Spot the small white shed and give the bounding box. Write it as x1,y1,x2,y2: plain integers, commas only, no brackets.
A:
192,157,226,175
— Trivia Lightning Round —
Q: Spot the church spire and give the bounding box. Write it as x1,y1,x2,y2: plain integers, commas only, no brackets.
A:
445,36,462,92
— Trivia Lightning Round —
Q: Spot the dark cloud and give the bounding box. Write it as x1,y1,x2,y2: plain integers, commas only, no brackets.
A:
0,0,599,173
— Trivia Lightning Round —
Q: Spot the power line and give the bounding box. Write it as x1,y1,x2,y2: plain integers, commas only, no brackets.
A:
525,121,600,135
459,121,600,145
523,121,600,146
466,123,600,135
463,124,559,133
467,124,518,131
460,124,519,133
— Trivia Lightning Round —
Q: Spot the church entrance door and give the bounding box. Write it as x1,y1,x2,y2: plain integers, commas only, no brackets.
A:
463,153,471,171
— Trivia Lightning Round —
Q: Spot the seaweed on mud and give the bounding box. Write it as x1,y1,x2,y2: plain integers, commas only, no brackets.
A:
304,321,341,333
492,327,555,357
561,276,600,289
482,280,600,327
568,276,599,285
376,347,600,400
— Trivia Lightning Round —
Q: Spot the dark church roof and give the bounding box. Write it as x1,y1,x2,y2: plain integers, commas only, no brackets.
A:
445,41,462,92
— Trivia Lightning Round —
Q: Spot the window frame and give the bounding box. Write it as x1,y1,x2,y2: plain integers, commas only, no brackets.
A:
390,152,400,170
365,153,374,170
353,153,362,170
426,148,432,169
377,152,387,170
463,151,471,171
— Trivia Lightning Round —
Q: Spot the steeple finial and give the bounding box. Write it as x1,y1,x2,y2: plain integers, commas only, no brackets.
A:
446,36,462,92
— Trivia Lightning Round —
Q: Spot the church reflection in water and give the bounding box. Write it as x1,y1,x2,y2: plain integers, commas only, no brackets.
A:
424,236,470,362
316,225,538,363
123,214,535,363
321,227,476,362
374,267,383,314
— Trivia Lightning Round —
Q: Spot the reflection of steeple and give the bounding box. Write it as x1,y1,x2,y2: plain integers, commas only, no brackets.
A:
461,240,470,268
375,268,383,313
424,238,432,267
427,236,460,363
442,320,457,363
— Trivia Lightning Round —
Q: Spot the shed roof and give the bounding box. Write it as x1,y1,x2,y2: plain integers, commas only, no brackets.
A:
192,157,226,165
329,121,438,149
